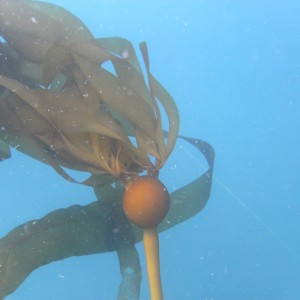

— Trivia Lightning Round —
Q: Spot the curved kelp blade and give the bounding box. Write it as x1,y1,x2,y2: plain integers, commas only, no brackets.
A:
72,53,157,141
139,42,180,164
0,135,214,298
158,136,214,232
116,246,142,300
0,74,150,178
0,91,78,183
96,37,143,75
96,39,154,109
0,194,139,299
0,0,93,64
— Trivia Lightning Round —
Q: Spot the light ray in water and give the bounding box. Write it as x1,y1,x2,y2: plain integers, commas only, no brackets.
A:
178,141,299,259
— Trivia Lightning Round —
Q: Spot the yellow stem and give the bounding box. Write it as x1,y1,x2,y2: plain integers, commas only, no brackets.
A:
143,227,163,300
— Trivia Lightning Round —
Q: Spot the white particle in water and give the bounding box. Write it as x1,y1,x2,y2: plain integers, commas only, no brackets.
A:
122,50,129,59
31,16,38,24
124,267,134,274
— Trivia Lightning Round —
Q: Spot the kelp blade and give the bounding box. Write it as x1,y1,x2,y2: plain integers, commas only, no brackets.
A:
0,135,214,298
0,139,10,161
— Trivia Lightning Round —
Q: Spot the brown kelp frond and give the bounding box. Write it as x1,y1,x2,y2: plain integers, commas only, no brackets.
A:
0,0,179,184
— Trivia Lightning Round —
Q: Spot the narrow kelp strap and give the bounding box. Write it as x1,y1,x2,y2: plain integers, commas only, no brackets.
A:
131,134,215,238
117,246,142,300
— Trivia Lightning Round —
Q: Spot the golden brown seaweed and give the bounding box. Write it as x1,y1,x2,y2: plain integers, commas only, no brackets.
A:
0,2,179,183
0,136,214,298
0,0,93,64
0,1,214,299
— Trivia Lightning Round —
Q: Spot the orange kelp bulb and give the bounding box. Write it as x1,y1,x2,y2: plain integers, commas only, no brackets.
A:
122,176,170,229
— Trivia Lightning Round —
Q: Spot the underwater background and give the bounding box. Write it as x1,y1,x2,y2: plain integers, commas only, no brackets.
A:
1,0,299,299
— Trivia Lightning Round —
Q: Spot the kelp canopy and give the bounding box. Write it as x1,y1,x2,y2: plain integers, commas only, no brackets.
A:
0,1,215,299
0,0,179,185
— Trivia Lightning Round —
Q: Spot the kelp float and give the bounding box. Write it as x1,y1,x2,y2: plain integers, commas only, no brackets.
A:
0,0,214,299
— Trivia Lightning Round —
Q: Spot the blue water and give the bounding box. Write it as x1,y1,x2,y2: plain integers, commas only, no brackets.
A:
1,0,300,299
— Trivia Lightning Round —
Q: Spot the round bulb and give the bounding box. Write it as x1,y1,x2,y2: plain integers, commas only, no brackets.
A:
122,176,170,229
